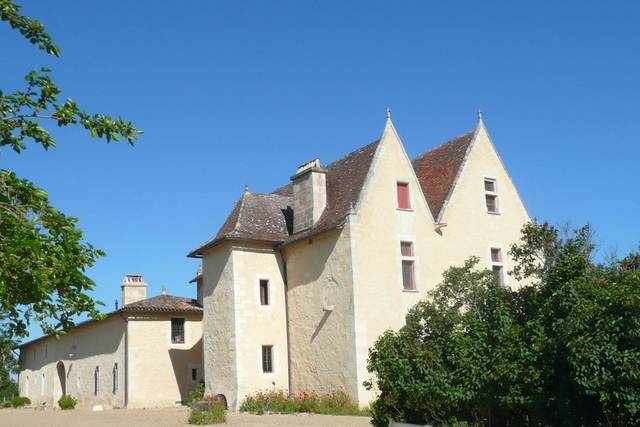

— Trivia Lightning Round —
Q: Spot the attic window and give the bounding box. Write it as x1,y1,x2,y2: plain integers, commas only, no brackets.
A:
484,178,499,214
397,182,410,209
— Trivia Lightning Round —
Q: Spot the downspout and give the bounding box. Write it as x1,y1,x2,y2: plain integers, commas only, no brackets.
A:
280,245,293,394
118,312,129,408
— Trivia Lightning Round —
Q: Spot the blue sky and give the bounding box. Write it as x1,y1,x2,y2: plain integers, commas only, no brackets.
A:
3,1,639,341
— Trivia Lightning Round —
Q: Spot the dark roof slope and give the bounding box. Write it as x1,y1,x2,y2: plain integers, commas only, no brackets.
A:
188,192,292,256
412,130,476,220
276,139,380,243
122,294,202,313
189,139,379,255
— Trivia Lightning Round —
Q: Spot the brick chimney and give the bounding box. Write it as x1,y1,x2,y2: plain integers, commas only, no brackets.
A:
121,274,147,306
290,158,327,233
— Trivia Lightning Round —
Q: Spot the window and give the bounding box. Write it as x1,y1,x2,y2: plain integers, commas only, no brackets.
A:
484,178,499,213
400,241,416,290
171,318,185,344
191,368,198,381
397,182,410,209
262,345,273,373
94,366,99,396
112,363,118,394
259,279,269,306
490,247,505,286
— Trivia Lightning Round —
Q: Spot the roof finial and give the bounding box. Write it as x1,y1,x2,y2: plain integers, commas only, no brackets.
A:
161,286,167,295
477,109,483,122
386,107,391,120
244,183,250,192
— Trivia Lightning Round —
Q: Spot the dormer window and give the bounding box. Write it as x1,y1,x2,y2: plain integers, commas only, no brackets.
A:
484,178,499,214
397,182,410,209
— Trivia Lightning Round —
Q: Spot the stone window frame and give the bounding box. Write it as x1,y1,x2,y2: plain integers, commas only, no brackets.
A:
188,363,203,384
260,344,275,375
396,181,412,210
170,317,186,345
489,246,506,286
259,278,270,306
94,366,99,396
112,362,118,395
484,177,500,214
400,240,418,291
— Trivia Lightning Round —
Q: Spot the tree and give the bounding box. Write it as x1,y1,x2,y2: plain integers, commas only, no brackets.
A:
366,222,640,426
1,0,141,340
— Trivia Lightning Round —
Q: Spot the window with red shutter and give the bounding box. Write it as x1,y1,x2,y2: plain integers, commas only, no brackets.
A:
397,182,410,209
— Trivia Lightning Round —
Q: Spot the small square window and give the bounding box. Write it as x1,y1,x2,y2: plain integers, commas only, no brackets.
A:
486,194,498,213
400,241,414,257
484,179,496,192
171,318,185,344
397,183,410,209
402,260,415,290
491,248,502,263
259,279,269,306
262,345,273,373
191,368,197,381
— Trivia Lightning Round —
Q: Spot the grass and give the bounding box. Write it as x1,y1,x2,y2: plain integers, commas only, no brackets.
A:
239,389,370,416
188,402,226,425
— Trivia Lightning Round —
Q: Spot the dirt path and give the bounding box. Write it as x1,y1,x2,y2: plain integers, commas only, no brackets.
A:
0,407,372,426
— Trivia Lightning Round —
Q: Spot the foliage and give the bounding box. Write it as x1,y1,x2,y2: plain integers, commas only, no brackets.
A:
188,402,226,425
0,0,140,339
239,389,369,416
10,395,30,407
57,394,77,410
366,222,640,426
187,381,205,406
0,337,18,397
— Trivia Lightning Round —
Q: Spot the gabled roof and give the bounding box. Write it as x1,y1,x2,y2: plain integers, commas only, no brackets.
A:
188,120,484,257
188,139,379,256
412,129,476,220
122,294,202,313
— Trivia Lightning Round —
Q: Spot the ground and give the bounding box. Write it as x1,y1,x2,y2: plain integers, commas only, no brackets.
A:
0,407,372,426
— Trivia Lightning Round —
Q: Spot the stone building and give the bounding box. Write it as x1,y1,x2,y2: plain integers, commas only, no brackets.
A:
17,112,529,410
17,275,203,409
187,113,530,408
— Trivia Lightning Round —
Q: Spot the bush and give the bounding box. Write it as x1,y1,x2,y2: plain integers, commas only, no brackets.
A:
239,389,368,416
188,402,226,425
10,396,30,408
1,400,12,408
58,394,77,410
187,381,205,406
366,223,640,426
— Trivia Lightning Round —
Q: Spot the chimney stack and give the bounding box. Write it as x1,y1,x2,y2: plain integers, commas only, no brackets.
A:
290,158,327,233
121,274,147,306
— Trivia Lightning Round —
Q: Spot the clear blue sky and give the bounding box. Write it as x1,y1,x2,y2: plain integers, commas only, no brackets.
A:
3,1,639,340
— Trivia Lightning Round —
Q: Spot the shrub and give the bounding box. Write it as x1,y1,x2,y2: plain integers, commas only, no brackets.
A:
58,394,77,410
187,382,205,406
10,396,30,408
188,402,226,425
1,400,12,409
239,389,368,416
366,223,640,426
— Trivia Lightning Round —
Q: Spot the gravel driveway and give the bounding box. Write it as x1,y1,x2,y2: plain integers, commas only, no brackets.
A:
0,407,372,426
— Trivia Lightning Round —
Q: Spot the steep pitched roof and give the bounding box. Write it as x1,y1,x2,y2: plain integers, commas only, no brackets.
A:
122,294,202,313
189,139,380,256
188,192,293,256
275,139,380,243
412,129,476,220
